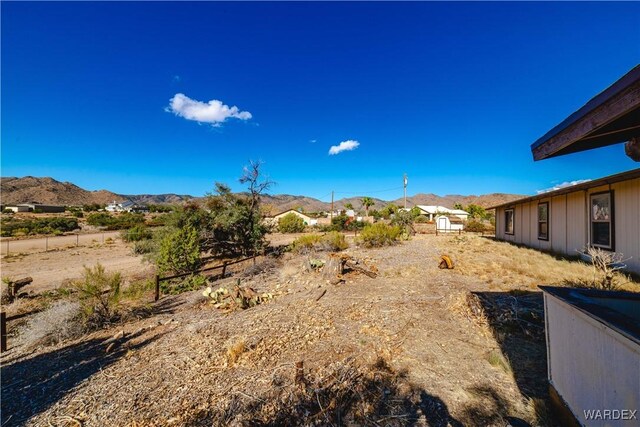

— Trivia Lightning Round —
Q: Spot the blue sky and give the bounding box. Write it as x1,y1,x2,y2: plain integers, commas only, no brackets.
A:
2,2,639,202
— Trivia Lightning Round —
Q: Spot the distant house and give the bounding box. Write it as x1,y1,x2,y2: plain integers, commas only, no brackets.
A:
5,203,65,213
105,200,148,213
415,205,469,222
267,209,317,226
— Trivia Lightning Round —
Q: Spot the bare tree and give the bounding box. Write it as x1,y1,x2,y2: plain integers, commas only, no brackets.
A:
239,160,275,255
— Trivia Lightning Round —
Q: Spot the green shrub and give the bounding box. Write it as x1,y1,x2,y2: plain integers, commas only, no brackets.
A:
157,225,202,274
290,231,348,253
390,209,415,238
464,220,486,233
123,278,155,300
358,223,402,248
122,224,152,242
161,274,208,295
82,203,104,212
415,215,429,223
278,212,306,233
87,212,145,230
72,263,122,327
132,239,155,255
290,234,322,252
321,231,349,251
0,216,79,236
87,212,113,227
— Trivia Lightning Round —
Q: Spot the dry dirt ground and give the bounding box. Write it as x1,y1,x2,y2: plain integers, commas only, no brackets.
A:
1,234,637,426
1,238,152,295
0,233,303,296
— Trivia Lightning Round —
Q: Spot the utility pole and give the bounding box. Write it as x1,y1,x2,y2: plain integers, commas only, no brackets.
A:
330,191,334,221
403,173,408,209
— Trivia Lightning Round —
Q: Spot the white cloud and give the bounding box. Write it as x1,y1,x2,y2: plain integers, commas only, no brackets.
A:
537,179,591,194
166,93,252,126
329,140,360,155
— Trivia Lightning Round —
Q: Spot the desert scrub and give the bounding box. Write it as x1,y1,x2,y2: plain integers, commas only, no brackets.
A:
123,278,155,300
0,216,79,237
157,225,201,274
73,263,122,328
464,219,486,233
358,223,402,247
161,274,208,295
132,239,155,255
290,232,348,253
18,300,83,350
121,224,152,242
278,212,306,233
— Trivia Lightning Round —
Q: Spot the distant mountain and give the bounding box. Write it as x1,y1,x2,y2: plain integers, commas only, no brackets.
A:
0,176,523,212
392,193,523,210
0,176,124,206
124,194,192,205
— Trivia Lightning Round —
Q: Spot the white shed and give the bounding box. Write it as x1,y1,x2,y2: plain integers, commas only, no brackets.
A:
435,215,464,232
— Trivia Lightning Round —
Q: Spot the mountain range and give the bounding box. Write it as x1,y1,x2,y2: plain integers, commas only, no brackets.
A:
1,176,524,212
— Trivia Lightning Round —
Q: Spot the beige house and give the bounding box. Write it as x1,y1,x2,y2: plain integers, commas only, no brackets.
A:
415,205,469,222
492,169,640,274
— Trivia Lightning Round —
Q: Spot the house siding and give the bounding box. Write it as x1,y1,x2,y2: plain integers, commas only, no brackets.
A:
495,177,640,274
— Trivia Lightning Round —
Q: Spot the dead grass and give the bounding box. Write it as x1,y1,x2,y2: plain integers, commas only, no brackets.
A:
6,233,637,426
439,235,637,291
445,290,491,337
486,349,514,377
226,339,246,365
17,300,83,351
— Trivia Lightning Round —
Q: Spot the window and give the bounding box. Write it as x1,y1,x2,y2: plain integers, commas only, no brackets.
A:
590,191,614,250
538,202,549,240
504,208,514,235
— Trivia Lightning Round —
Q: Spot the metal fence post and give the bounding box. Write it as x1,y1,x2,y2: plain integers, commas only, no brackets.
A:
46,236,48,252
76,234,79,247
6,240,8,255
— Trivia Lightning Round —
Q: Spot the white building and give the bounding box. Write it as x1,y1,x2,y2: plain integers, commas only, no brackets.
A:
105,200,148,213
415,205,469,222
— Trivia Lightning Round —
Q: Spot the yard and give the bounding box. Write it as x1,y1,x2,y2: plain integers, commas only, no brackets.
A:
1,233,637,426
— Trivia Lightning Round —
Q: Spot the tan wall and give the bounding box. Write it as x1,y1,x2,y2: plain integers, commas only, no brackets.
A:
495,177,640,274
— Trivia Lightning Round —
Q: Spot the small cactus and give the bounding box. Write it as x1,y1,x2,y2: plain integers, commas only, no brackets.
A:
202,279,274,311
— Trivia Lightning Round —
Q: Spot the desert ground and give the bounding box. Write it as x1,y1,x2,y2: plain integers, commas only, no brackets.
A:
1,233,637,426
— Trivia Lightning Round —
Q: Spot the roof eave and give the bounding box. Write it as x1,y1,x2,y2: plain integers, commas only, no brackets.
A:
531,65,640,161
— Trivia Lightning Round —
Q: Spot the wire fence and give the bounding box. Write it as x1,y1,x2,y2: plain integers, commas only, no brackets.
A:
0,231,123,255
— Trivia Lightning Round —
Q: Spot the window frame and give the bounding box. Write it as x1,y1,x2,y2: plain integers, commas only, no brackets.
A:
589,191,615,251
504,208,514,235
537,202,549,241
